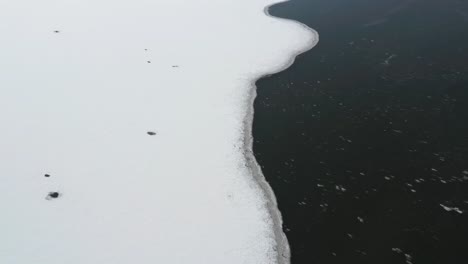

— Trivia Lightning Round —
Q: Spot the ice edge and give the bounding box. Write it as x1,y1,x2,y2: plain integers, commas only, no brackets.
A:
242,1,319,263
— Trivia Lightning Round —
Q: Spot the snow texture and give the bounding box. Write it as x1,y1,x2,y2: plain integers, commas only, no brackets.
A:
0,0,317,263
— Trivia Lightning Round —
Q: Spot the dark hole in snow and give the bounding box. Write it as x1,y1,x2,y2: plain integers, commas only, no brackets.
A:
147,61,151,63
44,174,50,178
147,131,156,136
54,30,60,33
46,192,60,200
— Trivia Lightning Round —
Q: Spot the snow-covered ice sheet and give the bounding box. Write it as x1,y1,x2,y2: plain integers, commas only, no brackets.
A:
0,0,317,263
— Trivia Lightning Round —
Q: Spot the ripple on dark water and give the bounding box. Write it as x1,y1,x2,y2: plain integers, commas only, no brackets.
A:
254,0,468,263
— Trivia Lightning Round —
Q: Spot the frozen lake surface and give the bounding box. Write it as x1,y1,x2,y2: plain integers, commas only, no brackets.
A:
0,0,317,263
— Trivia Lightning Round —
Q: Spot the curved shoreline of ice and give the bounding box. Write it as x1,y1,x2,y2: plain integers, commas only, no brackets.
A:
243,2,319,263
0,0,318,263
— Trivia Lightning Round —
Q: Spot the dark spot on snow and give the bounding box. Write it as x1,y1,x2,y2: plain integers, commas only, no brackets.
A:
172,65,179,68
147,131,156,136
44,174,50,178
147,61,151,63
46,192,61,200
54,30,60,33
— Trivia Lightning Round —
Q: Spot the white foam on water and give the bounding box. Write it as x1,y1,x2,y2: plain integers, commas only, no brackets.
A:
0,0,318,263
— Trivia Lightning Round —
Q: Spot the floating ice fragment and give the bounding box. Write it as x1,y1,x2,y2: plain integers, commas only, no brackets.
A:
440,204,463,214
391,248,414,264
335,185,346,192
382,54,397,65
405,253,413,264
338,136,352,143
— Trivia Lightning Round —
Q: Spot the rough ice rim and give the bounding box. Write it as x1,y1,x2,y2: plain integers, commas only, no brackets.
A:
241,1,319,263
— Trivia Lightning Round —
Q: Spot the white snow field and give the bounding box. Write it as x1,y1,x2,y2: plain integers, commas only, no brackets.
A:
0,0,317,263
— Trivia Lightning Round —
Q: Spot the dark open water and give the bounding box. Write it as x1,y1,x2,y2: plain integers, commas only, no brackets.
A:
253,0,468,263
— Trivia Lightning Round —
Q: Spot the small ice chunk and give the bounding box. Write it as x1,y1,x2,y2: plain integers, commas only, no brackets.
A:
440,204,463,214
405,253,413,264
335,185,346,192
